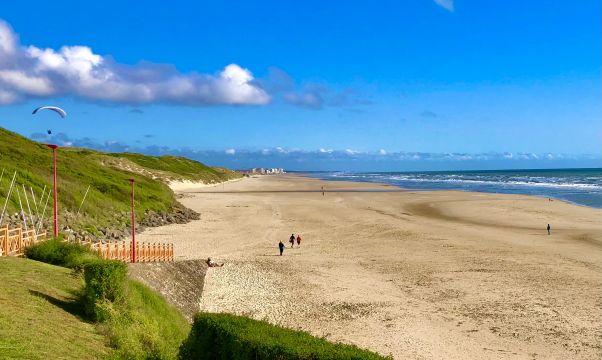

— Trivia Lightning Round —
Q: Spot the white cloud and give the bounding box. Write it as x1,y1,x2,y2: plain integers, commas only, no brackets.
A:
433,0,454,12
0,19,270,106
319,148,333,153
283,91,323,110
0,21,17,56
345,149,361,155
378,149,387,155
0,70,54,95
225,148,236,155
0,89,19,104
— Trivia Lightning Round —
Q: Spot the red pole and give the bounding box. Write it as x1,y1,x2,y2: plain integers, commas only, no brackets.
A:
129,178,136,263
47,144,58,239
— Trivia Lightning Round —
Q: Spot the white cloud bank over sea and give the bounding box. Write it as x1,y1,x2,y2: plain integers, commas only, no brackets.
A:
28,132,602,171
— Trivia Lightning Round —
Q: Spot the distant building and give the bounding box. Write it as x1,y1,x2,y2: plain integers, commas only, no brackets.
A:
246,167,286,175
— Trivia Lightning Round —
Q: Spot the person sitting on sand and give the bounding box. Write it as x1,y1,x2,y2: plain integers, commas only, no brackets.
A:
289,233,295,248
296,234,301,246
279,240,285,256
206,257,224,267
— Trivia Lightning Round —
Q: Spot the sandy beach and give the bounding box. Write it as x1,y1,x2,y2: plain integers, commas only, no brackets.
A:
138,174,602,359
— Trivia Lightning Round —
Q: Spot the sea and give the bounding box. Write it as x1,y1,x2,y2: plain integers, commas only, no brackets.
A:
304,168,602,209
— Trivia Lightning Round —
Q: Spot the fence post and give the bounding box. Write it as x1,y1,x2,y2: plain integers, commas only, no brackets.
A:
17,225,23,256
2,225,8,256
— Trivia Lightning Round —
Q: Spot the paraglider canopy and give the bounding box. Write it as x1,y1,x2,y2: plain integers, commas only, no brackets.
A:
32,106,67,118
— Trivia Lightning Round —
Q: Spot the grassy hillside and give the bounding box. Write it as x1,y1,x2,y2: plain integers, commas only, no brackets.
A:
0,254,190,359
110,153,241,183
0,128,240,236
106,279,190,359
0,257,112,359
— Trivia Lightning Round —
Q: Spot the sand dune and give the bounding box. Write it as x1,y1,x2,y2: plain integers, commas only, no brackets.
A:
138,175,602,359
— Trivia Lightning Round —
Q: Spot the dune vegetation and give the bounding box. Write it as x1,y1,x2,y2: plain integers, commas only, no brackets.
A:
0,127,241,237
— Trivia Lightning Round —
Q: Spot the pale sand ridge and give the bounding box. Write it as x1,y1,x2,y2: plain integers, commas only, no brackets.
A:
138,175,602,359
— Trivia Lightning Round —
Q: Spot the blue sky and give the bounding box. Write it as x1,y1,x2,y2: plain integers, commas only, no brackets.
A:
0,0,600,170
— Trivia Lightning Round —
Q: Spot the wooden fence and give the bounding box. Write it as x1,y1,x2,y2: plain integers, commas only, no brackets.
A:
78,239,174,263
0,225,47,257
0,225,174,262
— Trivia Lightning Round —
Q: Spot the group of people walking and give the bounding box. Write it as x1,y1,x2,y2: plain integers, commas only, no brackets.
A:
279,233,301,255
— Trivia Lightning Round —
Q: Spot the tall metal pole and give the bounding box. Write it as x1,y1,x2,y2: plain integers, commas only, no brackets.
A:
129,178,136,263
47,144,58,239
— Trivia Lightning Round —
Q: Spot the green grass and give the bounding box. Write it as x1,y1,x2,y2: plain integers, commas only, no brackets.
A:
10,248,190,359
110,153,243,183
0,257,111,359
180,313,390,360
104,280,190,360
0,127,241,234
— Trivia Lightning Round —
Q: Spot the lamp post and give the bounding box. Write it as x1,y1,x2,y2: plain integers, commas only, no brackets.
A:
129,178,136,263
46,144,58,238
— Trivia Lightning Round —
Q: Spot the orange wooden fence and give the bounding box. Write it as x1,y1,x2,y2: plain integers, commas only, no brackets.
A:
0,225,47,257
0,224,174,262
77,239,174,263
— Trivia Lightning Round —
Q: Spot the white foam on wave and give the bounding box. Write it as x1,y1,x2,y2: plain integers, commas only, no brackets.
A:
382,176,601,190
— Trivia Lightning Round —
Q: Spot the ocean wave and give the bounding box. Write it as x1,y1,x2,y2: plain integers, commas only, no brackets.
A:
310,169,602,208
380,176,602,190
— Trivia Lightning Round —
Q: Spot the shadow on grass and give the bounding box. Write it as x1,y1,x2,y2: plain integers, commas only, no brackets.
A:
28,289,89,321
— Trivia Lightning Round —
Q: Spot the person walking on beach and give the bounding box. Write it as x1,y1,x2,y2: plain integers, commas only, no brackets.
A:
296,234,301,246
289,234,295,248
279,240,285,256
547,224,551,235
321,186,324,196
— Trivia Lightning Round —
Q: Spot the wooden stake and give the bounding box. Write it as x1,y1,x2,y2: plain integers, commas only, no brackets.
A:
16,186,29,234
30,187,39,219
77,185,91,216
0,171,17,226
23,184,36,237
37,186,51,234
37,186,47,221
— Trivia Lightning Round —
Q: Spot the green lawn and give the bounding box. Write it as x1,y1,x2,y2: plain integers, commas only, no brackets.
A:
0,257,112,359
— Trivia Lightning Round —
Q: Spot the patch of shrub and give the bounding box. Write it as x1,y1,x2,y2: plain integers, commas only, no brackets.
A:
104,280,190,360
82,260,127,321
179,313,390,360
24,239,98,270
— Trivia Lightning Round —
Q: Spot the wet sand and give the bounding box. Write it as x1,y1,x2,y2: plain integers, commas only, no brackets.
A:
139,175,602,359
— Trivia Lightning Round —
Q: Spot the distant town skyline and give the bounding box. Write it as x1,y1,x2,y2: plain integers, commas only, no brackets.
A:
0,1,600,170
